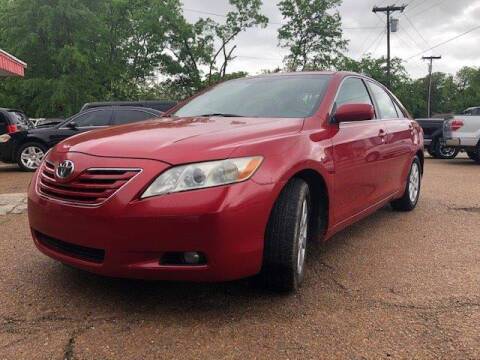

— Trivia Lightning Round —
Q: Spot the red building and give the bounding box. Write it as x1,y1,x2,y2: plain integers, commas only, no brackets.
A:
0,49,27,77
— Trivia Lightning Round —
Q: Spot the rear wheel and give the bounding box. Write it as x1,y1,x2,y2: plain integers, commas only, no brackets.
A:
470,142,480,164
434,140,459,159
467,151,479,162
260,178,310,293
16,142,47,172
391,156,421,211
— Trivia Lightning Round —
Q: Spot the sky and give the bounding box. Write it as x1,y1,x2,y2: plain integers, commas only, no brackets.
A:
181,0,480,79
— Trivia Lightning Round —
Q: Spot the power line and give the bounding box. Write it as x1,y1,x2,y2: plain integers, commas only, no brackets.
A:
401,21,426,50
406,24,480,60
183,7,282,24
183,7,382,30
362,28,386,56
409,0,448,18
403,13,430,48
404,0,427,13
372,30,387,55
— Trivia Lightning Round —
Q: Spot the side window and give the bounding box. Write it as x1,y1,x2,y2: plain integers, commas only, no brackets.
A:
114,110,156,125
393,101,405,118
368,82,399,119
73,110,111,127
336,78,374,109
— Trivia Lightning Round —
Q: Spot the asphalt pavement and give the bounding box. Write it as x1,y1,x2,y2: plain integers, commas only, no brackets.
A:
0,156,479,359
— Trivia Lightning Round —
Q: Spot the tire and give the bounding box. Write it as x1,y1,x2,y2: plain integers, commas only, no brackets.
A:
434,140,459,159
391,156,422,212
260,178,310,293
16,142,47,172
467,151,480,162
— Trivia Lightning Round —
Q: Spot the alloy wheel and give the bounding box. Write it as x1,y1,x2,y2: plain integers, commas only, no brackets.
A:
20,146,45,170
438,145,456,158
409,162,420,203
297,199,308,275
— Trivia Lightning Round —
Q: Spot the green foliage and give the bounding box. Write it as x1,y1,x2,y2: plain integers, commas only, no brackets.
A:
277,0,348,71
0,0,478,120
340,56,480,118
0,0,266,116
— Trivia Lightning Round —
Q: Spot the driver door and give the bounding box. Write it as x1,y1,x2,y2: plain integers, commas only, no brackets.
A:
330,77,390,223
51,109,113,145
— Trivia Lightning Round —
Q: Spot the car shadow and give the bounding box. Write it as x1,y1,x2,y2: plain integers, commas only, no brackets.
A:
32,205,395,323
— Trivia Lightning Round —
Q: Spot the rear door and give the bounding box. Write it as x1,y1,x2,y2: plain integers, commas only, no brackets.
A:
331,77,390,222
367,81,414,195
112,108,158,126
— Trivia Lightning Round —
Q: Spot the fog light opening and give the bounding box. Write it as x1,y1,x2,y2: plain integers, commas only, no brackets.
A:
184,251,201,264
161,251,206,266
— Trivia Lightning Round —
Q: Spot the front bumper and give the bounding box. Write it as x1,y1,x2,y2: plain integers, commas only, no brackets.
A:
28,152,277,281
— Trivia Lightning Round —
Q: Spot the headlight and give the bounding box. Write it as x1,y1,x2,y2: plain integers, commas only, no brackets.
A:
0,134,11,143
141,156,263,198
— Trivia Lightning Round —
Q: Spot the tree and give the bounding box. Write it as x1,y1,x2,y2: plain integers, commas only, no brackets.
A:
0,0,173,116
0,0,266,116
277,0,348,71
161,0,268,97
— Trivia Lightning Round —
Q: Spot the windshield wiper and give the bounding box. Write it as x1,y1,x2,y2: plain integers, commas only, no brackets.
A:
199,113,244,117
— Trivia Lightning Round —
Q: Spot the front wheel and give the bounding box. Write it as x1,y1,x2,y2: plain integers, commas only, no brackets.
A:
434,140,459,159
16,142,47,172
391,156,422,211
260,178,310,293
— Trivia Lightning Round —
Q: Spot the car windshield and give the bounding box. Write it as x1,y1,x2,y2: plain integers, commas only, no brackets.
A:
173,75,331,118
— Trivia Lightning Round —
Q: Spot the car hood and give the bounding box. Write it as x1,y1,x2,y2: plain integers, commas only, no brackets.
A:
55,116,304,164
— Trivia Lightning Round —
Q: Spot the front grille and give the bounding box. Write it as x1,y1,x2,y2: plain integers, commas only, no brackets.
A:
38,161,140,206
36,231,105,263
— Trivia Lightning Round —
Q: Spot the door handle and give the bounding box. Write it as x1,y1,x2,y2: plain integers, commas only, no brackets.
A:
378,129,387,142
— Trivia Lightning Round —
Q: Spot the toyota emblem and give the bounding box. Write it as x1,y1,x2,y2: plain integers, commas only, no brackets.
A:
56,160,75,179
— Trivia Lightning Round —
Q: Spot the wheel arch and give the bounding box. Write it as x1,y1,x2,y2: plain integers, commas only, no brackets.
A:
15,137,49,157
416,149,424,174
288,168,330,240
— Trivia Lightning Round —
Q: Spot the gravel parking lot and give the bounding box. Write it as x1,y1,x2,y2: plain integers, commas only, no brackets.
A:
0,156,479,359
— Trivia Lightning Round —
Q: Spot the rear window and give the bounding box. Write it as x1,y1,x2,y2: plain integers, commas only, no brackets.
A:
8,111,33,130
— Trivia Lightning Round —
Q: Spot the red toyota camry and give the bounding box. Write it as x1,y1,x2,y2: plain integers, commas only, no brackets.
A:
28,72,423,292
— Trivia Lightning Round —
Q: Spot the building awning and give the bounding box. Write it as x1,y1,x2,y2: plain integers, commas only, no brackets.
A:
0,49,27,77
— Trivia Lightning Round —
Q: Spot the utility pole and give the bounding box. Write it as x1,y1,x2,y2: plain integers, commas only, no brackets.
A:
372,4,406,89
422,55,441,118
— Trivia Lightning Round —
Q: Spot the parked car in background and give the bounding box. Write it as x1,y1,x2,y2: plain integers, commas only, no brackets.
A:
0,108,33,134
0,106,162,171
443,109,480,163
463,106,480,115
416,118,459,159
28,72,424,293
81,100,177,113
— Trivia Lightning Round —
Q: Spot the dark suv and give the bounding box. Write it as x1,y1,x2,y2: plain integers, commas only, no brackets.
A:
0,106,162,171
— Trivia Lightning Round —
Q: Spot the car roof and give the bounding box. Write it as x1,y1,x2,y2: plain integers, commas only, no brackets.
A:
80,106,163,114
81,100,176,112
0,108,25,113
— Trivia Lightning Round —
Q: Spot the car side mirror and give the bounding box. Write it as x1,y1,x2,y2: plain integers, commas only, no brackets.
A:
66,121,78,130
335,103,374,123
